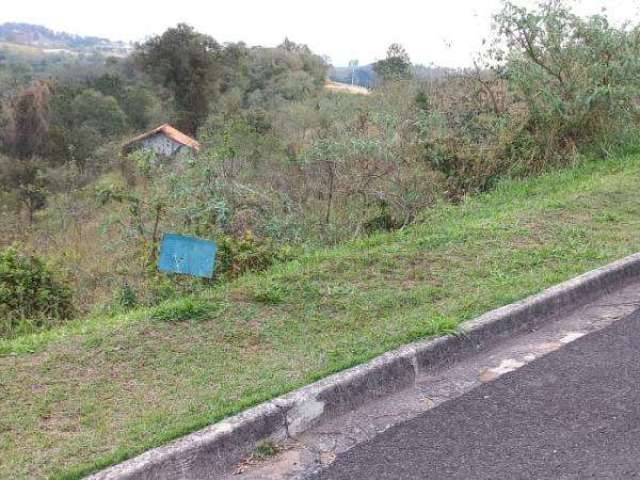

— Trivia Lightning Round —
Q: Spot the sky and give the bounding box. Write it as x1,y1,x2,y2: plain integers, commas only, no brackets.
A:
2,0,639,67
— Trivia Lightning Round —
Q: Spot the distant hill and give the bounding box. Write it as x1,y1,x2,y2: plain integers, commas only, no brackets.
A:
0,22,131,55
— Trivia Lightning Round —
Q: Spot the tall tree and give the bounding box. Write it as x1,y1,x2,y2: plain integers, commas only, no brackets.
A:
373,43,412,81
5,81,51,159
0,84,52,222
134,24,222,135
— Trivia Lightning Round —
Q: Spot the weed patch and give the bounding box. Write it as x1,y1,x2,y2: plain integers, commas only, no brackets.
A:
150,298,218,322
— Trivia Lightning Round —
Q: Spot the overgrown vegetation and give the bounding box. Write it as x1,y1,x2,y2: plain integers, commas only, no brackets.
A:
0,245,73,338
2,152,640,478
2,2,640,472
1,1,640,335
3,1,640,336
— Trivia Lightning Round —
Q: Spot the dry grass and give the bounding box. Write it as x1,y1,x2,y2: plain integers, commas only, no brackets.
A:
324,80,370,95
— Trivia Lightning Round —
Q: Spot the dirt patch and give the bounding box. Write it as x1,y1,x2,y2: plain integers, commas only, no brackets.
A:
324,81,370,95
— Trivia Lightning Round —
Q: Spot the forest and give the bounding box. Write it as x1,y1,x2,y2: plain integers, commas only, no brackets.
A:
2,1,640,338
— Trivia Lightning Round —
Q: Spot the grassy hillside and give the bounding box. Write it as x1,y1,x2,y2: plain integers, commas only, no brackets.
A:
0,23,127,51
2,153,640,479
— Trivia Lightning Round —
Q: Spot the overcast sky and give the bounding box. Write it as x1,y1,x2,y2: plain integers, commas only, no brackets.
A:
2,0,639,67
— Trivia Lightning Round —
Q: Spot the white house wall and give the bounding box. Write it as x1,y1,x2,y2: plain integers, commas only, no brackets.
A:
139,133,187,157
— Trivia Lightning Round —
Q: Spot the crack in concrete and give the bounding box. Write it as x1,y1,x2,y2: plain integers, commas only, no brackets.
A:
274,402,292,441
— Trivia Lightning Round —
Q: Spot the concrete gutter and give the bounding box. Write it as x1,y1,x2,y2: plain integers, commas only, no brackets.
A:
88,253,640,480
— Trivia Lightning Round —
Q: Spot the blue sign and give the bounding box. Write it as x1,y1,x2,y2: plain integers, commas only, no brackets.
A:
158,234,217,278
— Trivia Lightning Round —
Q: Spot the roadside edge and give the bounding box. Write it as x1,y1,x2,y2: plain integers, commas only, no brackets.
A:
89,252,640,479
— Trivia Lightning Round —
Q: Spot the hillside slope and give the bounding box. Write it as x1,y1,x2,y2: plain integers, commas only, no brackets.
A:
0,22,130,56
2,153,640,479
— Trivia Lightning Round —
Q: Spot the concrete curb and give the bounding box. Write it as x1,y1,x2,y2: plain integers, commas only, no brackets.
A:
88,253,640,480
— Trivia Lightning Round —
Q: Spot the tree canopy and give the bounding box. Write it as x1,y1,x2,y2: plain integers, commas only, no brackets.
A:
373,43,412,81
134,24,222,135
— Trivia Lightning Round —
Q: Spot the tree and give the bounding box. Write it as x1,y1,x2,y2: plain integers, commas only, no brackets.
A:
241,40,327,106
492,0,640,168
0,155,48,223
0,84,52,222
90,73,125,100
4,82,51,159
135,24,222,135
121,85,164,131
373,43,412,81
71,89,127,136
96,149,169,267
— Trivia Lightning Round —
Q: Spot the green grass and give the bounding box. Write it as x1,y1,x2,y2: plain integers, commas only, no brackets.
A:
252,440,279,460
2,153,640,478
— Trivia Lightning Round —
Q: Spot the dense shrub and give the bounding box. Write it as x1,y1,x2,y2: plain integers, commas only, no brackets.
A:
216,232,292,279
0,245,73,337
497,2,640,168
363,201,402,234
413,2,640,195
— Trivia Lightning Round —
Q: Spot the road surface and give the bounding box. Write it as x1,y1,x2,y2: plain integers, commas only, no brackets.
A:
309,307,640,479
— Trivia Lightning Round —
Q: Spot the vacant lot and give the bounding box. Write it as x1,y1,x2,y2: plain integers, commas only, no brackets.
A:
2,153,640,479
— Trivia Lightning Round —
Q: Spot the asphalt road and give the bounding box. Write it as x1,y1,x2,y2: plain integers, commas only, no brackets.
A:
309,307,640,480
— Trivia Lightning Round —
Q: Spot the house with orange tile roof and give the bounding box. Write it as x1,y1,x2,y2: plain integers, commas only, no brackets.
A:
122,124,200,157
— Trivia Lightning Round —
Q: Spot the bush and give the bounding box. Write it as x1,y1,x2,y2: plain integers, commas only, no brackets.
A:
116,282,138,310
216,231,292,278
0,245,73,337
363,200,402,234
494,2,640,170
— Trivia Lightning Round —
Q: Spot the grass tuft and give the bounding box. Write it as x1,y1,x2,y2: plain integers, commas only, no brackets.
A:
251,280,287,305
253,440,279,460
150,298,218,322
